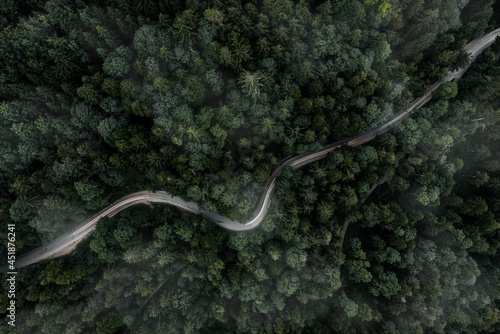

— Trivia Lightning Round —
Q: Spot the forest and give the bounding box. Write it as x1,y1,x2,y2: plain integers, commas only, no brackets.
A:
0,0,500,332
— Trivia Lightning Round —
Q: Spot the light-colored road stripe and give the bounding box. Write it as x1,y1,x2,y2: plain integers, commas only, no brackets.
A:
8,28,499,271
72,195,150,236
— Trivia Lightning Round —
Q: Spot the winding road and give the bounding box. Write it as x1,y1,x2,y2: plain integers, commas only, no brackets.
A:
3,28,499,272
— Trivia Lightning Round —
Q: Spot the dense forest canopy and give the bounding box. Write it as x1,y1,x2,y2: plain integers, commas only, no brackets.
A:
0,0,500,333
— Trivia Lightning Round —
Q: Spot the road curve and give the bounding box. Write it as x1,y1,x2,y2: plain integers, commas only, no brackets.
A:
3,28,499,272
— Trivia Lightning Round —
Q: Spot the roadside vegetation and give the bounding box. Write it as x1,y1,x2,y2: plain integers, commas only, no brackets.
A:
0,0,499,332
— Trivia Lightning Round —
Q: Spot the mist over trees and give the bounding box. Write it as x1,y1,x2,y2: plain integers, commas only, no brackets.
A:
1,0,500,332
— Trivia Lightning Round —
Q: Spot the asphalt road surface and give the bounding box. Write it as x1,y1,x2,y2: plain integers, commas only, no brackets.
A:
3,28,499,272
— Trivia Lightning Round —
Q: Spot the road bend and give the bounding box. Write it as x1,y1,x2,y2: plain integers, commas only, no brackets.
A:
3,28,499,272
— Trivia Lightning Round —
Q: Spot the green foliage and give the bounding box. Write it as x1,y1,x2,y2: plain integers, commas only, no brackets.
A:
3,1,500,333
338,291,359,317
172,9,197,46
74,180,104,204
276,272,300,297
41,259,86,286
434,81,458,99
239,71,263,101
96,313,123,334
102,46,133,78
365,0,401,18
369,272,401,298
